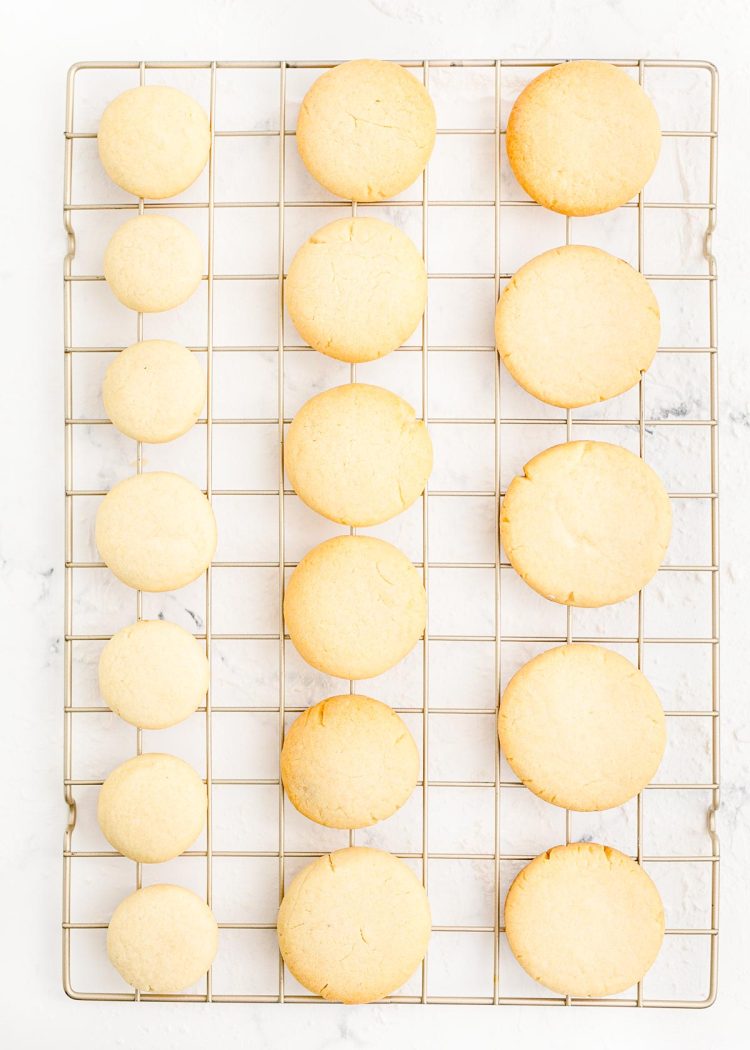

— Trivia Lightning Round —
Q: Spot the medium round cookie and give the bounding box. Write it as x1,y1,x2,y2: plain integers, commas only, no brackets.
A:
108,884,218,993
95,471,217,592
98,85,210,199
498,644,666,811
278,846,431,1003
285,384,432,526
296,60,436,202
495,245,660,408
281,695,420,829
500,441,672,607
99,619,208,730
506,61,661,216
103,339,206,443
285,217,427,363
98,753,206,862
283,536,426,680
504,843,665,997
104,214,203,312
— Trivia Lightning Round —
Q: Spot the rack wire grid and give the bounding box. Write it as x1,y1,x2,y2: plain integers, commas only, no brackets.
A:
63,58,720,1007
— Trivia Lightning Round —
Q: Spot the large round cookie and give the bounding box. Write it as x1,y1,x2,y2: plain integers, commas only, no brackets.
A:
285,217,427,363
498,644,666,811
277,847,431,1003
500,441,672,607
296,60,436,202
506,61,661,216
104,214,203,312
495,245,660,408
285,384,432,526
283,535,426,680
504,843,665,997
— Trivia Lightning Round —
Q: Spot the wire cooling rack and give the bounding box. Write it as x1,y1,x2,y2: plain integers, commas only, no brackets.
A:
63,58,719,1007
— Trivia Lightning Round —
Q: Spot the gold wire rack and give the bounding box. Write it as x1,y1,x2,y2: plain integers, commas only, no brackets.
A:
63,58,719,1006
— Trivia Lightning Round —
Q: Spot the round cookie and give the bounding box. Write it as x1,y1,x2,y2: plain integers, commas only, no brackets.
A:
99,619,208,730
95,471,217,592
506,60,661,216
504,843,665,997
296,59,436,202
285,384,432,526
283,535,426,680
498,644,666,811
97,753,206,863
277,846,431,1003
500,441,672,607
495,245,660,408
281,695,420,829
108,884,218,993
98,85,210,200
103,339,206,443
285,217,427,363
104,214,203,312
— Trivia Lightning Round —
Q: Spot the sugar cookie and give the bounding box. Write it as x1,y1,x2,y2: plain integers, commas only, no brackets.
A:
104,214,203,312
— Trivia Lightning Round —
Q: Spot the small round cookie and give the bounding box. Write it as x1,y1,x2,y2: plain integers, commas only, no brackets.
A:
95,471,217,592
104,214,203,312
103,340,206,443
108,884,218,993
285,217,427,363
504,843,665,997
98,753,206,863
278,846,431,1003
506,61,661,216
281,695,419,829
296,60,436,202
495,245,660,408
99,619,208,730
98,85,210,199
498,644,666,811
283,535,426,680
500,441,672,607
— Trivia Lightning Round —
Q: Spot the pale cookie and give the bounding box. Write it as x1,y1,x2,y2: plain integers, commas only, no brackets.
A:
283,535,426,680
281,695,419,829
108,884,218,993
285,217,427,363
296,59,436,202
99,619,208,730
98,753,206,863
285,383,432,526
500,441,671,607
95,471,217,592
98,85,210,199
504,843,665,997
495,245,660,408
103,339,206,443
498,644,666,811
104,214,203,312
277,846,431,1003
507,61,661,216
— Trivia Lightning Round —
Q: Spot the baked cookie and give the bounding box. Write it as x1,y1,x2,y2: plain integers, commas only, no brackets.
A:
504,843,665,997
98,85,210,200
285,217,426,363
104,214,203,312
285,384,432,526
498,644,666,811
281,694,419,828
99,619,208,730
98,753,206,863
500,441,671,607
95,471,217,592
277,846,431,1002
283,535,426,680
296,60,436,202
506,61,661,216
495,245,660,408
